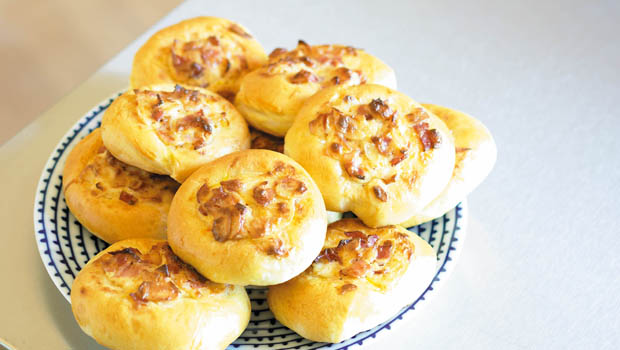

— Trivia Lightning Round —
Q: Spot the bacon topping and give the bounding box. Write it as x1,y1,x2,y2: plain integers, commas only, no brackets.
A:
330,142,342,154
265,239,288,257
338,283,357,294
340,260,370,277
344,155,365,180
175,110,212,133
369,99,396,120
390,149,408,166
373,186,388,202
119,191,137,205
371,135,392,155
269,47,287,60
377,240,393,259
289,70,320,84
456,147,472,153
315,247,341,263
130,279,179,305
331,67,352,85
413,121,441,151
253,182,275,206
220,179,242,192
275,177,307,197
228,24,252,38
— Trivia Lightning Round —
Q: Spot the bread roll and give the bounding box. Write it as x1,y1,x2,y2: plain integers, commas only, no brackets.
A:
285,84,455,227
101,84,250,182
167,149,327,286
71,239,250,350
268,218,436,343
235,41,397,136
63,129,179,243
130,16,267,101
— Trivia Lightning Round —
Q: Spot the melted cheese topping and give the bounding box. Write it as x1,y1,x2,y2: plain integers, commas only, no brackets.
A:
167,25,256,97
74,146,178,205
195,161,310,257
309,220,415,292
261,41,367,88
135,85,231,153
308,95,442,202
92,242,227,306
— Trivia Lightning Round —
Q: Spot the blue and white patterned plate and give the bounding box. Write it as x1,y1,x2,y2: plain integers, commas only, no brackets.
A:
33,92,467,349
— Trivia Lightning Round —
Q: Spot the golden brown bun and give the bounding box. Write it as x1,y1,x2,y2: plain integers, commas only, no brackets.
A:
71,239,250,350
130,16,267,100
62,129,179,243
101,84,250,182
167,149,327,286
268,219,436,343
235,41,397,136
284,84,455,227
400,104,496,227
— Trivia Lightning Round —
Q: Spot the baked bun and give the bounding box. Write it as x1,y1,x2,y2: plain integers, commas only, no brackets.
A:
268,218,436,343
101,84,250,182
71,239,250,350
167,149,327,286
130,16,267,101
235,41,397,136
63,129,179,243
284,84,455,227
400,104,497,227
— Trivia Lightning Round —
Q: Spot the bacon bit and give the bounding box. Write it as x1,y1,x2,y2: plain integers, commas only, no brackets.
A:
297,39,310,49
336,114,355,133
371,135,392,155
308,113,331,136
343,95,354,103
456,147,472,153
221,179,242,192
315,247,341,263
109,247,142,260
207,35,219,46
413,122,441,151
377,241,393,259
212,215,231,242
228,24,252,38
119,191,137,205
277,202,289,214
338,283,357,294
175,110,212,133
344,46,357,55
345,231,367,240
269,48,287,60
275,177,307,197
270,161,296,176
340,260,371,277
196,184,211,203
253,182,275,206
330,67,352,85
344,156,365,180
390,149,408,166
357,104,374,120
265,239,288,257
374,269,385,275
289,70,319,84
372,186,388,202
363,235,379,248
217,90,236,102
369,99,396,120
95,182,105,191
151,108,164,122
383,174,397,184
330,142,343,154
156,264,170,277
130,280,179,305
299,56,314,67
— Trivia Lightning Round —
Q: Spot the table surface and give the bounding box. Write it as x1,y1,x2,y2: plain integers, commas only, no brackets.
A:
2,0,619,349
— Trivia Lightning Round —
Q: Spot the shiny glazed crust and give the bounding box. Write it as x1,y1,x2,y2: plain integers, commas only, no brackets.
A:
284,84,455,227
101,84,250,182
130,16,267,100
62,129,179,243
400,104,497,227
267,219,436,343
235,41,397,136
167,149,327,286
71,239,250,350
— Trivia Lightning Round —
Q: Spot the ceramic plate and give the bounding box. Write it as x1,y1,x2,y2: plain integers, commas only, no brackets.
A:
33,92,467,349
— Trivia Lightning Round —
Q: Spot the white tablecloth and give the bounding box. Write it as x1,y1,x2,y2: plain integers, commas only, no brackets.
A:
1,0,618,349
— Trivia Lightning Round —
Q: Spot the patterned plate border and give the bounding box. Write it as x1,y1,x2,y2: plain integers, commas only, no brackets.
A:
33,91,467,349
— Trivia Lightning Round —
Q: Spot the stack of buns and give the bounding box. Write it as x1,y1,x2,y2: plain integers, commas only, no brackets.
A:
65,16,496,349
